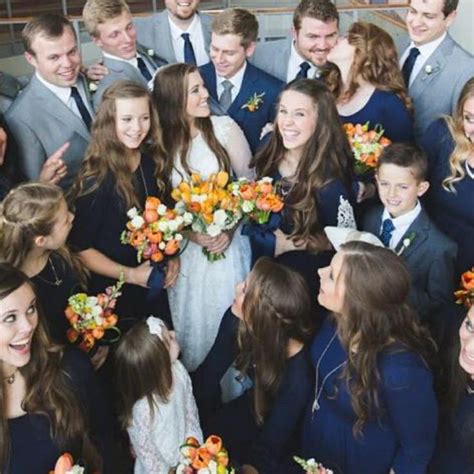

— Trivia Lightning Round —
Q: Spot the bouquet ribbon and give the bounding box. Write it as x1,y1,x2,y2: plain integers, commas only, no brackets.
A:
241,212,281,265
146,263,165,302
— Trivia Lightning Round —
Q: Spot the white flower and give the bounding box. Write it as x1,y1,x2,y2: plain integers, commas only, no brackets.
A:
159,241,166,250
175,233,183,241
424,64,433,74
87,296,98,307
167,219,179,232
66,466,85,474
207,223,222,237
147,48,154,57
259,176,273,184
90,305,103,318
157,204,167,216
213,209,228,227
174,201,186,214
403,238,412,248
127,207,139,219
183,212,194,225
88,82,98,92
131,215,145,229
158,221,169,232
175,215,184,226
242,200,255,213
307,458,317,467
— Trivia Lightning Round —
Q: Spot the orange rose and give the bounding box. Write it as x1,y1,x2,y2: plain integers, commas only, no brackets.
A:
151,250,164,263
239,183,257,200
187,202,201,213
144,209,159,223
104,314,118,328
145,196,161,210
191,446,212,469
269,196,284,213
148,230,163,244
64,305,76,320
256,196,272,211
205,435,223,455
461,269,474,290
92,327,105,340
258,181,273,195
164,239,179,255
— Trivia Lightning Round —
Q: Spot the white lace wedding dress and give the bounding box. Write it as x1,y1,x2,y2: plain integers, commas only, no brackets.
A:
128,360,203,474
168,115,253,371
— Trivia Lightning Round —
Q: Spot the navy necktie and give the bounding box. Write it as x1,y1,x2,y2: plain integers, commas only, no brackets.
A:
70,86,92,130
137,56,152,81
402,47,420,87
295,61,311,80
380,218,395,247
181,33,197,65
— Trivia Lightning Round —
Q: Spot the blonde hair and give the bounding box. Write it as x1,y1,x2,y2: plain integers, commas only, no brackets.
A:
212,8,258,48
443,77,474,192
82,0,130,37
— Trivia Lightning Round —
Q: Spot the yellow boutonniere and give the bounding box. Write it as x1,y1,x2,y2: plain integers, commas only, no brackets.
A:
241,92,265,112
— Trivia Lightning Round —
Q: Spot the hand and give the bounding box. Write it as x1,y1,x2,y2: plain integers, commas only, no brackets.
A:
0,127,7,166
164,257,180,288
39,142,69,184
259,122,274,140
127,261,153,288
187,231,215,248
357,181,376,203
241,465,259,474
274,228,299,257
85,61,108,81
205,230,233,254
90,346,109,370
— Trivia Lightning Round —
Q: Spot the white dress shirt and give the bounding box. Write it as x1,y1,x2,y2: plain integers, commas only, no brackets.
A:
400,32,446,86
287,42,319,83
381,201,421,249
216,61,247,104
168,13,209,66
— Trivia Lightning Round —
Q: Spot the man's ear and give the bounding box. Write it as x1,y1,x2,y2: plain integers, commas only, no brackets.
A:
417,180,430,197
24,51,37,68
245,41,256,58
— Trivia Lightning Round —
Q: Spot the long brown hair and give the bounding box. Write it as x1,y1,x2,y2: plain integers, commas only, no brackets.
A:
342,22,412,112
152,63,231,189
0,183,87,287
335,242,436,435
236,257,314,424
114,320,173,429
443,77,474,191
254,79,354,250
69,80,168,207
0,264,100,470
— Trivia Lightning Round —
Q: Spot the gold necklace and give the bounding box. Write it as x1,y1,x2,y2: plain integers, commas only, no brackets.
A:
3,369,18,385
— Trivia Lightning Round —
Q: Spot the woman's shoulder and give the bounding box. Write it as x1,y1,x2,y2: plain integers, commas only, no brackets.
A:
210,115,239,141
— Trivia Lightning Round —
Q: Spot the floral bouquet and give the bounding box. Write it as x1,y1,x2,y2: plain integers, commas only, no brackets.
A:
65,276,124,352
172,171,242,262
343,122,391,175
50,453,85,474
228,176,284,225
454,268,474,307
294,456,333,474
176,435,234,474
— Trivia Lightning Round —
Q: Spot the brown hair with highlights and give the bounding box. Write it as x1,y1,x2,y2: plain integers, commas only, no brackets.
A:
82,0,131,38
212,8,258,48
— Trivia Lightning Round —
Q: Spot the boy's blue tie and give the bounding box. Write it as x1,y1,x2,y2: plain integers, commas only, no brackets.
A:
181,33,197,65
380,218,395,247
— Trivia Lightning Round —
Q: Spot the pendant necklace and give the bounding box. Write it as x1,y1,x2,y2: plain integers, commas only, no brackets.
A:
139,163,149,197
312,330,347,413
36,257,63,287
3,369,18,385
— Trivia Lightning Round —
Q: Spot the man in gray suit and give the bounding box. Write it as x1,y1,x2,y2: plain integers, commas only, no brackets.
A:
401,0,474,142
252,0,339,83
5,14,93,189
134,0,211,66
83,0,167,110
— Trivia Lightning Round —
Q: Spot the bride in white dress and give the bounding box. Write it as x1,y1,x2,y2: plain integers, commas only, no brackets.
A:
153,64,253,371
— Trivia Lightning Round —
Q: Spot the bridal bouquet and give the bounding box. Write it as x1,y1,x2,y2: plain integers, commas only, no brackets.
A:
228,176,284,224
50,453,85,474
293,456,333,474
65,276,124,352
176,435,235,473
343,122,391,175
172,172,241,262
121,196,190,264
454,267,474,307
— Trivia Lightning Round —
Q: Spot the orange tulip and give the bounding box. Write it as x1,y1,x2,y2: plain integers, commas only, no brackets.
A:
92,327,105,340
191,446,212,469
239,183,257,200
205,435,223,455
216,171,229,188
144,209,159,224
148,230,163,244
164,239,179,255
151,250,164,263
145,196,161,210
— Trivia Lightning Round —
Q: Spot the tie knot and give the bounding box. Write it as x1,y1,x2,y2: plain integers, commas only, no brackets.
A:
221,80,233,92
181,33,191,41
382,218,395,232
70,86,79,97
408,47,420,59
300,61,311,73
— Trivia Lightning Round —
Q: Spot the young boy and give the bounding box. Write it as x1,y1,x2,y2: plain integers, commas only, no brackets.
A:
363,143,457,328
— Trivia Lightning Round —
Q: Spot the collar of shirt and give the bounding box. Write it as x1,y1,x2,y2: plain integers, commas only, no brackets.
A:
381,200,421,249
216,61,247,102
401,32,446,85
287,41,318,83
36,71,76,105
103,51,139,69
168,12,200,41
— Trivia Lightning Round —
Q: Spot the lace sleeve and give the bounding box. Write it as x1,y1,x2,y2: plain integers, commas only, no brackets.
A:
179,362,203,442
128,399,174,473
212,115,255,179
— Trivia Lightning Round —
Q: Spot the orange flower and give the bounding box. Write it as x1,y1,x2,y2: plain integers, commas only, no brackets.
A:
216,171,229,188
103,314,118,328
131,231,146,247
147,230,163,244
92,327,105,340
66,328,79,343
258,181,273,195
187,202,201,213
256,195,273,211
144,209,159,224
269,196,284,212
191,173,201,184
151,250,164,263
216,448,229,467
461,269,474,290
64,305,76,320
191,446,212,469
179,181,191,193
145,196,161,210
79,333,95,352
380,136,391,146
205,435,223,455
53,453,74,474
239,183,257,200
171,188,181,202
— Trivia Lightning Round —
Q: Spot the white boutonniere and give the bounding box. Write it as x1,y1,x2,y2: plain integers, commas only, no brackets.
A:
396,232,416,256
424,64,433,75
88,81,98,92
147,48,155,57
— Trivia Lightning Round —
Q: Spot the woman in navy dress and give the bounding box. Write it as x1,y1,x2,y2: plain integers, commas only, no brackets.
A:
301,241,438,474
0,264,114,473
250,79,356,297
193,257,314,473
68,81,178,329
327,22,414,143
421,77,474,275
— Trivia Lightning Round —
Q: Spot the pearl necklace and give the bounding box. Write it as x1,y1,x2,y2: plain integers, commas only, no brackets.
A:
312,330,347,413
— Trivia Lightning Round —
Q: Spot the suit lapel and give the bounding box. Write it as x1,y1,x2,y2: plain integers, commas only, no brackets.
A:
394,209,429,258
156,12,176,63
365,207,383,237
228,63,259,116
103,56,146,86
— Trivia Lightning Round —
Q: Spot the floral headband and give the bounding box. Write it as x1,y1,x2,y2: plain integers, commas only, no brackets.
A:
146,316,166,340
454,268,474,308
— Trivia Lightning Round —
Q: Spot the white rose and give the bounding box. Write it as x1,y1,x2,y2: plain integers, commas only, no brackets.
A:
131,215,145,229
259,176,273,184
157,204,167,216
175,233,183,241
158,221,169,232
174,201,186,213
87,296,98,307
175,215,184,226
168,219,179,232
183,212,194,225
242,200,255,213
91,305,103,318
213,209,228,227
207,223,222,237
159,241,166,250
127,207,139,219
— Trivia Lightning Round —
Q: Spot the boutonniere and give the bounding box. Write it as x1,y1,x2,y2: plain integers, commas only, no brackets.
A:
424,64,433,75
147,48,155,57
396,232,416,256
241,92,265,112
88,81,98,93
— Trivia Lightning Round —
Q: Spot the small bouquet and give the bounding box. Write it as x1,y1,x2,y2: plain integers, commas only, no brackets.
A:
176,435,234,473
50,453,85,474
294,456,333,474
121,196,189,263
172,172,241,262
343,122,391,175
228,176,284,224
454,268,474,307
65,276,124,352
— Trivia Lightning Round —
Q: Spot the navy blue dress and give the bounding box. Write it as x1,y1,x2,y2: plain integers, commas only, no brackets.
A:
69,153,170,329
301,317,438,474
421,118,474,275
193,309,314,474
339,89,414,143
7,348,114,473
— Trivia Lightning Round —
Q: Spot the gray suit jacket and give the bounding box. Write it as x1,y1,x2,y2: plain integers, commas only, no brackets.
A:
363,205,457,319
134,10,212,65
0,71,23,115
405,34,474,143
251,38,292,83
92,44,167,110
4,74,92,189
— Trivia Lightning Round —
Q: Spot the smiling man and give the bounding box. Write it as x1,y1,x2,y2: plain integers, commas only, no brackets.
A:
401,0,474,142
200,8,284,152
83,0,166,109
4,14,93,189
252,0,339,82
134,0,211,66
